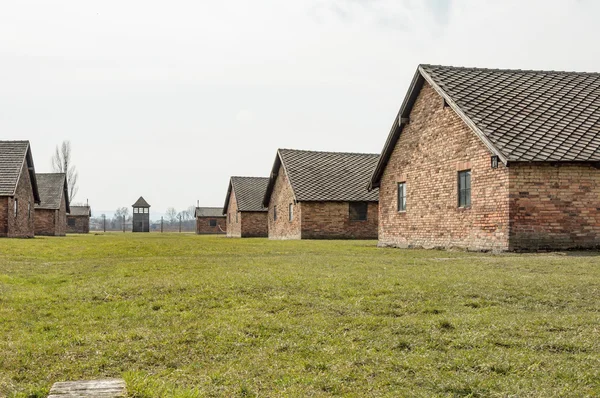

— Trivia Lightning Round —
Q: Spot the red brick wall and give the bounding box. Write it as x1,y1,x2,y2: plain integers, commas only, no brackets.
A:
1,162,35,238
67,216,90,233
509,163,600,250
378,82,510,251
241,211,268,237
226,190,241,237
301,202,378,239
268,165,302,239
34,209,56,236
196,216,226,234
34,192,66,236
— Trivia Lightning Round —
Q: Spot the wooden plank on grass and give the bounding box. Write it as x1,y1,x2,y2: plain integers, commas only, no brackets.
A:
48,378,126,397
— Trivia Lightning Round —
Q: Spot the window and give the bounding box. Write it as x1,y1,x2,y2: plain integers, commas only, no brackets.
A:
235,212,238,223
397,182,406,212
14,199,17,217
144,208,149,214
288,203,293,222
209,219,217,227
274,205,277,221
458,170,471,207
133,208,138,214
28,202,31,219
68,218,76,227
349,202,368,221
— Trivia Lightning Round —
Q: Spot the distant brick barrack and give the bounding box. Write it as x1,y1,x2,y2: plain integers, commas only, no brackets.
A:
195,207,226,234
0,141,40,238
67,205,91,234
263,149,379,240
34,173,70,236
223,176,269,238
370,64,600,251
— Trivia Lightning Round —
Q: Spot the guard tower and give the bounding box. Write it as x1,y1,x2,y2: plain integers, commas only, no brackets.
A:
132,196,150,232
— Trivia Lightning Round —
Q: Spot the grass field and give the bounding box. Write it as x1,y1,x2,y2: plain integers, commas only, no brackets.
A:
0,234,599,397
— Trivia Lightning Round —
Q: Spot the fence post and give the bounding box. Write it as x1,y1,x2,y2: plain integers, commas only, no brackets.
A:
161,217,163,233
103,215,106,232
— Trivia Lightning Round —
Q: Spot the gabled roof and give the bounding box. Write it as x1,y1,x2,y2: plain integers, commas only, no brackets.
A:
223,176,269,214
370,64,600,189
0,140,40,203
35,173,70,212
195,207,225,218
263,149,379,207
69,205,91,217
132,196,150,207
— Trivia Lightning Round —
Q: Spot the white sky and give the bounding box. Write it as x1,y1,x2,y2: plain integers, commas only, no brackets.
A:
1,0,598,216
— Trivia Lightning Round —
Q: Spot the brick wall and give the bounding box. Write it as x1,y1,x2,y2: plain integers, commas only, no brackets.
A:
241,211,268,237
268,164,301,239
226,190,242,237
1,162,36,238
67,216,90,233
301,201,378,239
34,192,66,236
34,209,56,236
509,163,600,250
378,81,510,251
56,193,66,236
197,216,226,234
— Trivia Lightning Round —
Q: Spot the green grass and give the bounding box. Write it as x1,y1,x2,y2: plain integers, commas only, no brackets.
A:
0,234,599,397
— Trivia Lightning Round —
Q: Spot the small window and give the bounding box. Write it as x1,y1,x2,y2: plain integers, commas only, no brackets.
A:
133,208,138,214
209,219,217,227
144,208,149,214
349,202,368,221
458,170,471,208
28,202,31,219
397,182,406,212
288,203,293,222
68,218,76,227
274,205,277,221
14,199,18,217
235,212,238,223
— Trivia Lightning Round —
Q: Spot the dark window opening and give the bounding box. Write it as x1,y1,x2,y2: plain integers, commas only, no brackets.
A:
458,170,471,208
209,219,217,227
68,218,76,227
349,202,368,221
397,182,406,211
274,205,277,221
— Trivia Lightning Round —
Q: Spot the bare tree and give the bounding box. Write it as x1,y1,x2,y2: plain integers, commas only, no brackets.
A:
166,207,178,224
52,140,79,201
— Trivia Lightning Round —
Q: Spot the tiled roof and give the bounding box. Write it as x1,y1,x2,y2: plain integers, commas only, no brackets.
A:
195,207,225,218
421,64,600,162
370,64,600,189
224,176,268,213
35,173,68,210
132,196,150,207
0,140,40,202
264,149,379,206
69,206,90,217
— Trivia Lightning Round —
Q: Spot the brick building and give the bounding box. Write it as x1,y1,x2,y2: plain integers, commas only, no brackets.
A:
67,205,91,234
223,176,269,237
370,64,600,252
0,141,40,238
195,207,226,234
34,173,70,236
263,149,379,240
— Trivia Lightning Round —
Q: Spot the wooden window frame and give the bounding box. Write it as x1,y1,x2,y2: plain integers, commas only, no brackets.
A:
349,202,368,222
458,170,471,208
397,182,406,212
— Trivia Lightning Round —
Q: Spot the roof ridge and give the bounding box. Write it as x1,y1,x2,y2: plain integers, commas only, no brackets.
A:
279,148,380,157
420,63,600,76
231,176,269,179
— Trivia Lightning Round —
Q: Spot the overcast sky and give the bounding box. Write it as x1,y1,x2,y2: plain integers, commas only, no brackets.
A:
1,0,598,217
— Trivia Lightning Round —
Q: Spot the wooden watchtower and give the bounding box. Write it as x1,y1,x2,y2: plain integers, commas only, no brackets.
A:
132,196,150,232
